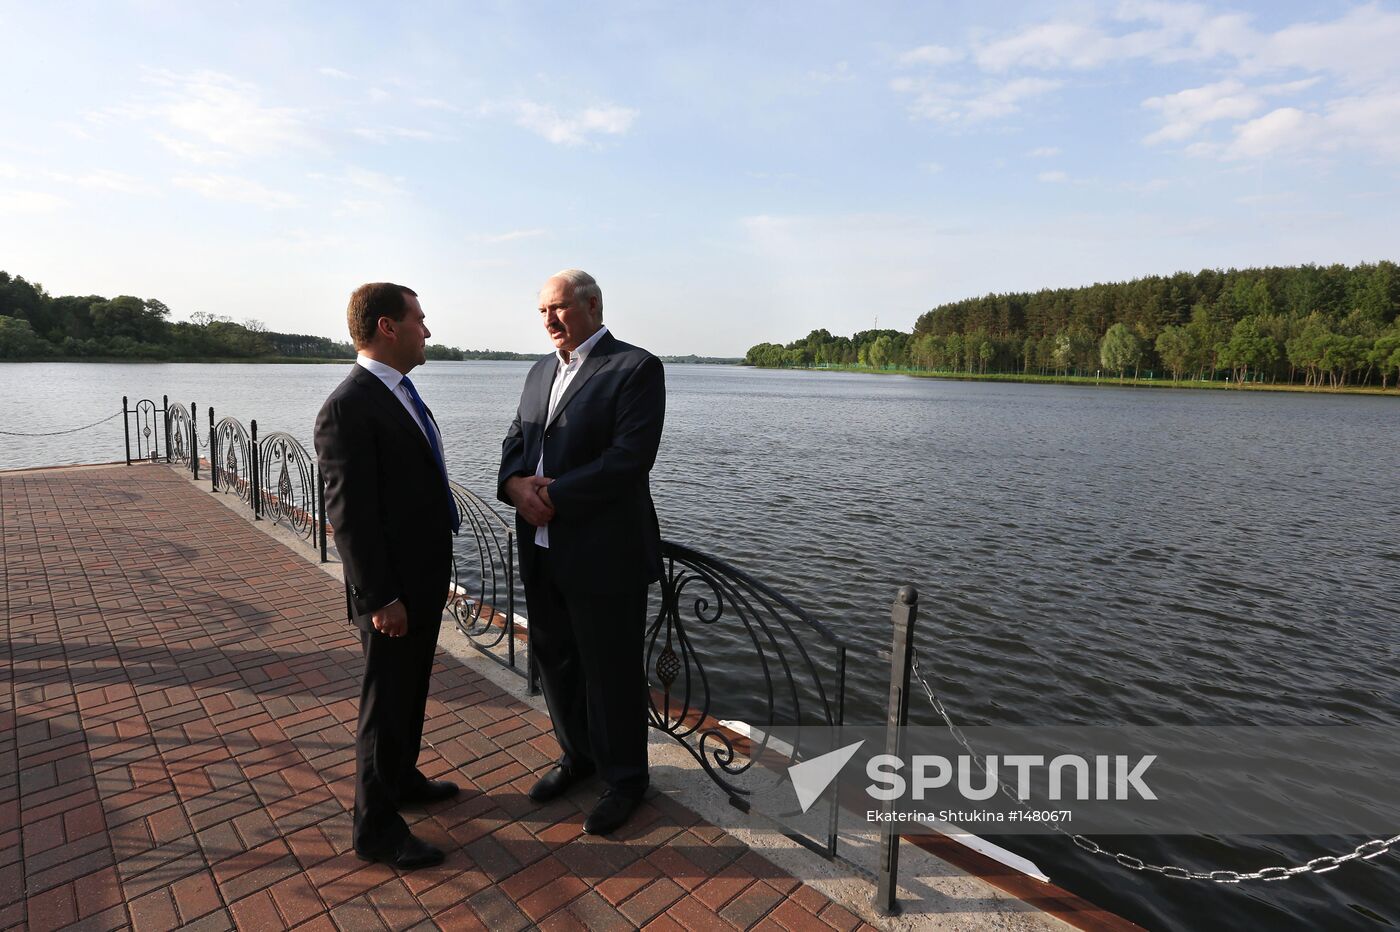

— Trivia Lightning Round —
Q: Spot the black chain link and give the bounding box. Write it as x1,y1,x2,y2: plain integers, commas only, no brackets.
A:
908,647,1399,883
0,410,123,437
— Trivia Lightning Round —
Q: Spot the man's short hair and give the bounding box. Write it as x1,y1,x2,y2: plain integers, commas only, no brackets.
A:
347,283,417,347
553,269,603,321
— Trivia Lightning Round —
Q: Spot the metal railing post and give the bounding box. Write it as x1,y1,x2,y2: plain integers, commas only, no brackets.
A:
190,403,199,480
122,396,131,466
874,585,919,915
161,395,169,463
209,407,217,491
251,419,260,520
317,470,328,562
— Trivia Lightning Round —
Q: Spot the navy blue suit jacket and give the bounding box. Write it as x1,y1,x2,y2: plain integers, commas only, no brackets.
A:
498,331,665,593
316,365,454,630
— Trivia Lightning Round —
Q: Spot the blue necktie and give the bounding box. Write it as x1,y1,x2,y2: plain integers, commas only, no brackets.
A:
399,375,461,534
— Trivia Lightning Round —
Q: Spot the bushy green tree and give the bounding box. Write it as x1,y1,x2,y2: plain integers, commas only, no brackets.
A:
1154,325,1195,381
1219,316,1279,384
1368,326,1400,389
0,316,50,358
90,296,170,343
1099,323,1141,379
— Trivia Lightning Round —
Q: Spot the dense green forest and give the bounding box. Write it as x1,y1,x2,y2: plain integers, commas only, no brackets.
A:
746,262,1400,389
0,270,540,362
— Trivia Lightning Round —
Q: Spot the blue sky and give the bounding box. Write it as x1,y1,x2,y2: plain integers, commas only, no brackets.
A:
1,1,1397,355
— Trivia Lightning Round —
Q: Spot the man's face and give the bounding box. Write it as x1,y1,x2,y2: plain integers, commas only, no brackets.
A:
538,277,600,354
386,294,429,372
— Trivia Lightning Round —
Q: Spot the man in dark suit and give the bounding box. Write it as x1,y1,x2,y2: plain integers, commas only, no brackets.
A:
314,282,461,869
498,269,665,836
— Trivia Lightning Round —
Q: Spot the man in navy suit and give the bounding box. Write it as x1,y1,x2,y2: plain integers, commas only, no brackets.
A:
499,269,665,836
315,282,461,869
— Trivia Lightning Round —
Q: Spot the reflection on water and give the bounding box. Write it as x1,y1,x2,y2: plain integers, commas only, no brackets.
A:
3,361,1398,930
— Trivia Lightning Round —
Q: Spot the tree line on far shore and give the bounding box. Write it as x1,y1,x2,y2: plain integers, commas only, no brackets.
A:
745,262,1400,389
0,271,544,362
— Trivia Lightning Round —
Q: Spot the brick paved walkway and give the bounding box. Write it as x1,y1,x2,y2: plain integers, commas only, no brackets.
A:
0,464,880,932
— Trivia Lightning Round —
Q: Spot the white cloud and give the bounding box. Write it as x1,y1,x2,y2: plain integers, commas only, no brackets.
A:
46,169,155,195
492,101,638,146
897,45,963,67
1214,90,1400,161
0,190,69,212
474,229,548,244
974,17,1198,72
809,61,853,83
1245,4,1400,86
153,133,231,165
173,174,301,208
1188,12,1256,59
1221,107,1324,160
1234,191,1297,206
319,67,353,80
352,126,437,144
1026,146,1060,158
152,71,314,158
1325,90,1400,157
1125,178,1170,193
965,78,1063,122
308,166,406,196
895,5,1399,163
922,162,944,174
414,97,463,113
0,163,19,180
976,22,1106,71
1038,170,1069,183
1142,79,1264,144
56,121,91,141
895,76,1061,124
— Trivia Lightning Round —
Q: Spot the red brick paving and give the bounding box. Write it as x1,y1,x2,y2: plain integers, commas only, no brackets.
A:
0,464,883,931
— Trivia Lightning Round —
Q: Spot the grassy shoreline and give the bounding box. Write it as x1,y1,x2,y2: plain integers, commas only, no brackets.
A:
757,364,1400,396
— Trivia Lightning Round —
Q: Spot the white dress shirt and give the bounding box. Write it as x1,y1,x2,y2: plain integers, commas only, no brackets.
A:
355,354,450,612
356,354,445,461
535,325,608,548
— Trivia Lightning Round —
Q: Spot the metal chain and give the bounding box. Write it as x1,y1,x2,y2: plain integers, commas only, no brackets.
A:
908,647,1399,882
0,410,123,437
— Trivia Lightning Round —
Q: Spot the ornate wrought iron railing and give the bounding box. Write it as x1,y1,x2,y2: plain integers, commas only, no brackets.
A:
212,416,255,507
648,540,848,857
446,481,532,689
257,431,320,545
165,401,193,468
122,397,164,464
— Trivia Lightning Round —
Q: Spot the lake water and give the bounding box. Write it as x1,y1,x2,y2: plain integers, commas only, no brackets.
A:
3,360,1398,930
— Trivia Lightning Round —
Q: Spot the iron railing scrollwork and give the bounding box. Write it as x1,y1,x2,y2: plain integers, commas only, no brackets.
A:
648,540,848,858
446,481,532,690
257,431,320,545
123,397,164,464
213,416,254,506
165,400,193,468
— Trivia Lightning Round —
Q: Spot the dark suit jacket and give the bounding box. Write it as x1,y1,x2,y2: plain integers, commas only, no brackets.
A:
498,331,665,593
315,365,454,630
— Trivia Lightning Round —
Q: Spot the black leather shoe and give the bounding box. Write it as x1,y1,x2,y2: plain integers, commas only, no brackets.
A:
355,833,445,870
583,791,641,836
401,779,460,805
528,764,593,803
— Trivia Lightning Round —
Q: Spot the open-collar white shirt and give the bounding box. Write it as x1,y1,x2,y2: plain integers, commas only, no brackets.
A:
535,325,608,547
